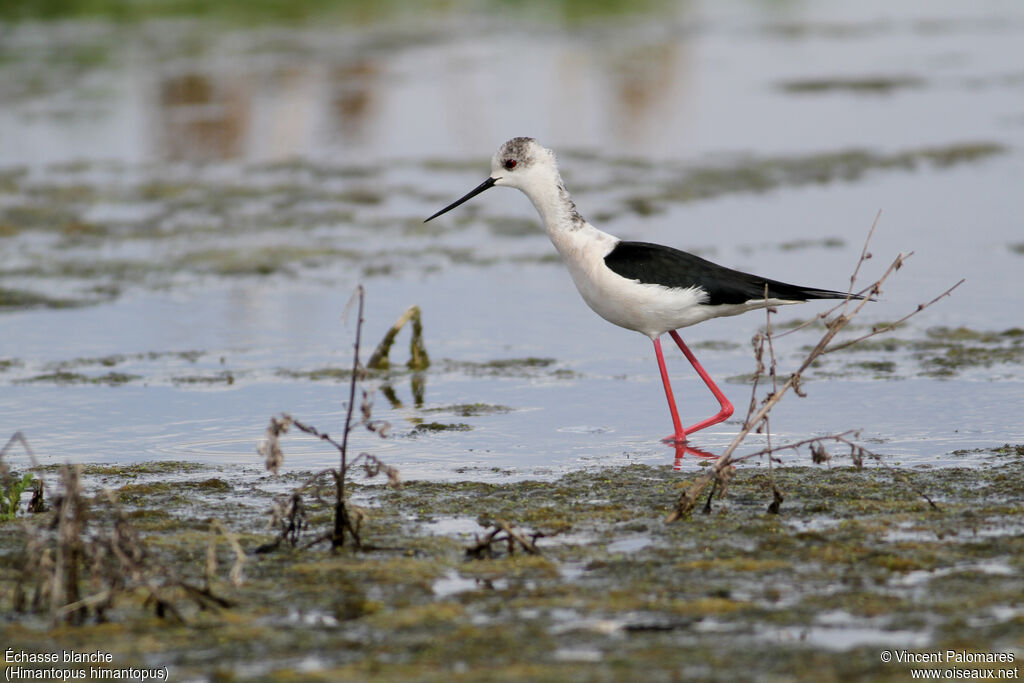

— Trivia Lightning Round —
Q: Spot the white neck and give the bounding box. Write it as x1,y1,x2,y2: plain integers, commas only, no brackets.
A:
516,169,621,268
520,169,586,240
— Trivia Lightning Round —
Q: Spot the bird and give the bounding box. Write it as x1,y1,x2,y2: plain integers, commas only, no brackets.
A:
425,137,861,444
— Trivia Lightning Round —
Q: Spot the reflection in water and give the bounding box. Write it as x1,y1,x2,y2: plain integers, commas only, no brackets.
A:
380,373,426,410
156,72,250,161
152,58,380,162
604,42,685,146
143,23,684,164
672,442,719,470
329,60,379,145
3,6,1022,476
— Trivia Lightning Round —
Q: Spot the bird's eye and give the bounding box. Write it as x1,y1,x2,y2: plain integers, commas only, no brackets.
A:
503,159,517,170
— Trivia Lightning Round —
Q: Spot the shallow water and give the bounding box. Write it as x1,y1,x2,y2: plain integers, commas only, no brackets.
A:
2,0,1023,478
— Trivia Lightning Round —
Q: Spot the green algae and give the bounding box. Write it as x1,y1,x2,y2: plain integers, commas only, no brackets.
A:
616,142,1006,216
423,403,514,417
0,137,1006,317
16,370,141,385
779,75,925,95
440,357,569,379
0,359,23,372
61,349,203,367
777,236,846,251
2,452,1023,680
69,462,211,477
2,350,207,386
276,366,351,381
0,287,86,311
171,370,235,385
6,320,1018,393
782,325,1024,382
412,422,472,434
854,359,897,371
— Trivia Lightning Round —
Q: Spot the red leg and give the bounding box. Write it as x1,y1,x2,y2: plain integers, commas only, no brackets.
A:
668,330,734,435
653,337,687,444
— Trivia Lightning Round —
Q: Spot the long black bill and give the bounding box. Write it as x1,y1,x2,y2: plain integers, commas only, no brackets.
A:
424,177,497,223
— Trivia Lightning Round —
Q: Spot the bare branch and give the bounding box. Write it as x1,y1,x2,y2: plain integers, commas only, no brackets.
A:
847,209,881,299
465,520,547,558
823,278,965,355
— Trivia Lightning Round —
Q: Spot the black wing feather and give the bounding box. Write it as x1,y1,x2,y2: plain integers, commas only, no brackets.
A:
604,241,857,306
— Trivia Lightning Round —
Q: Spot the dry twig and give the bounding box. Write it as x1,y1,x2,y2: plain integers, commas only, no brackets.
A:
465,520,548,559
257,285,402,553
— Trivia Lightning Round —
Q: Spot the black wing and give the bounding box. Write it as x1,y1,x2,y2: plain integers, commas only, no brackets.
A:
604,241,856,306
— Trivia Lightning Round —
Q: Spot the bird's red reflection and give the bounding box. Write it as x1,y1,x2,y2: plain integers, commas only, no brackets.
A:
670,442,720,470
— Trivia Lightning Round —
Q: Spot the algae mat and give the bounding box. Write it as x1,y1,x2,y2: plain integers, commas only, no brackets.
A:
2,449,1022,681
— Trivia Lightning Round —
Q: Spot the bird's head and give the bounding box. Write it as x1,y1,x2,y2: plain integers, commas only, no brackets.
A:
488,136,557,191
425,137,559,223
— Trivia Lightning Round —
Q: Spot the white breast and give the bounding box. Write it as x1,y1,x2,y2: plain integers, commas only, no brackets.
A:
546,224,706,338
547,222,798,339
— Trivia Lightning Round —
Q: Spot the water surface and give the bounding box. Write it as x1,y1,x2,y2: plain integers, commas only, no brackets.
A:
2,0,1022,479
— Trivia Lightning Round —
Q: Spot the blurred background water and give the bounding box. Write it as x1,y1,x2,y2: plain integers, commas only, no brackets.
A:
1,0,1022,479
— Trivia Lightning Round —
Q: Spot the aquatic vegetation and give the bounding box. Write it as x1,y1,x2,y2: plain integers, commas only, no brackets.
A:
0,470,37,521
16,370,141,386
818,325,1024,379
171,370,236,385
778,75,925,94
0,136,1004,320
617,142,1006,216
776,237,846,251
412,421,472,434
0,287,86,311
276,366,351,381
367,304,430,371
3,454,1022,678
422,403,514,417
440,357,577,379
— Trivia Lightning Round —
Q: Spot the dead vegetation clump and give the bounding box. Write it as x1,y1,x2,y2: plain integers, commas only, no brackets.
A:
2,439,242,625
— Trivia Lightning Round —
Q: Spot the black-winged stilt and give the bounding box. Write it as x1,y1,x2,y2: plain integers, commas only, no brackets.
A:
425,137,861,444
